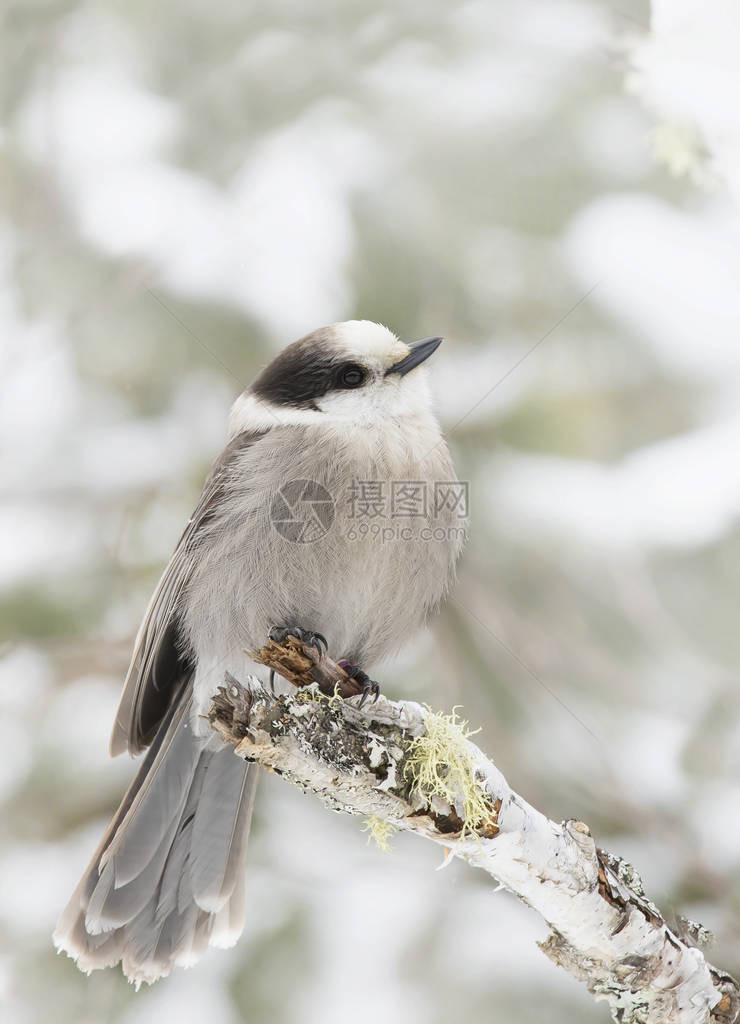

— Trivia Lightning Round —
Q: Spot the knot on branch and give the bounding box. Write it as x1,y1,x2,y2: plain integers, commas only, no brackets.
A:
248,634,363,698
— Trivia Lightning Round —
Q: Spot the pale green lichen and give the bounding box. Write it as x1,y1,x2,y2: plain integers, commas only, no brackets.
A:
290,684,340,709
327,682,347,708
362,815,396,852
289,682,348,710
291,685,321,706
404,707,493,839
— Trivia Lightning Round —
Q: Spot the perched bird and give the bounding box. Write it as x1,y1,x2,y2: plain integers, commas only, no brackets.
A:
54,320,465,985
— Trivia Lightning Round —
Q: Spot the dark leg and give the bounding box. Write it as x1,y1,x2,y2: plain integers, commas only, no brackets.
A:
338,661,381,707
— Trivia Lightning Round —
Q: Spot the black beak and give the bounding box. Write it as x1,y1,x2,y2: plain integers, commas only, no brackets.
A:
385,336,443,376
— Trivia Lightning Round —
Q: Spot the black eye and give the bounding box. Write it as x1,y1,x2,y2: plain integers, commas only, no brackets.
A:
336,363,367,389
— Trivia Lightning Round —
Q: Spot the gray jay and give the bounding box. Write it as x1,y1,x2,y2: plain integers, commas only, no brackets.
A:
54,320,464,985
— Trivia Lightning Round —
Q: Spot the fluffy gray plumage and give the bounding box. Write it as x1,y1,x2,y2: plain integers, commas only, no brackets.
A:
54,320,463,985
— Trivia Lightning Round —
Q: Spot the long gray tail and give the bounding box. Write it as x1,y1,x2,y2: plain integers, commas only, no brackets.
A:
53,690,258,986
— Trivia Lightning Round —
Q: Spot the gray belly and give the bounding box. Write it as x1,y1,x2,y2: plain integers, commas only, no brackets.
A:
273,519,457,667
180,422,464,673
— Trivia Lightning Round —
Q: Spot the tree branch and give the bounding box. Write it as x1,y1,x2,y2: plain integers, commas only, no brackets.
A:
209,640,739,1024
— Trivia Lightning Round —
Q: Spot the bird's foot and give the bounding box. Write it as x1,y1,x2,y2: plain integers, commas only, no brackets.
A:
268,625,328,659
338,661,381,708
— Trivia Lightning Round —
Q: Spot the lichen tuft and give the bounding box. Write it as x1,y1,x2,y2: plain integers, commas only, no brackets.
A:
362,816,396,852
404,707,492,839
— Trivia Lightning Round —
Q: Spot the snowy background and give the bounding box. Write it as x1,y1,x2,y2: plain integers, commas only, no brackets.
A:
2,1,739,1021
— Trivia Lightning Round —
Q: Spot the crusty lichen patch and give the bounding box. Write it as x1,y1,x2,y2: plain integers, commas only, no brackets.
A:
404,707,497,840
211,679,499,841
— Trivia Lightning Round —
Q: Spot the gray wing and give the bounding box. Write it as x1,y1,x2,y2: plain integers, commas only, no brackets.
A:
110,429,266,756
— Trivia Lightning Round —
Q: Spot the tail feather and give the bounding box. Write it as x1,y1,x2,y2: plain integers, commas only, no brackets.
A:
191,745,259,912
53,699,181,949
85,811,182,934
212,850,249,949
54,688,258,985
66,912,126,973
156,752,211,924
100,695,199,887
172,908,213,969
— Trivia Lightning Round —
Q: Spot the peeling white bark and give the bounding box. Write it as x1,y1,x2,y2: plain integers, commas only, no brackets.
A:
209,677,739,1024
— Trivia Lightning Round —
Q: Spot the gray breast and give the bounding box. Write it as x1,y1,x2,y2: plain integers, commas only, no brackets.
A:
180,419,464,670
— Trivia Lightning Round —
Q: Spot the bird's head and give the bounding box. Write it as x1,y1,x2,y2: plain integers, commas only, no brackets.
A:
231,321,442,431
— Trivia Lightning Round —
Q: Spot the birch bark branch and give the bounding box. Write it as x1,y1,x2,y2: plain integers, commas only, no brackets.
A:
209,640,739,1024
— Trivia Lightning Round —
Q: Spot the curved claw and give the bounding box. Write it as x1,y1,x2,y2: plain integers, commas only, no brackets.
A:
342,664,381,708
269,625,328,658
357,680,381,709
311,631,329,656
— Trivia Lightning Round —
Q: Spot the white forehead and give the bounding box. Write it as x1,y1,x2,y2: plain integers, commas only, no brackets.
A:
329,320,409,365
